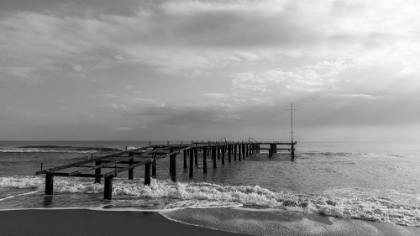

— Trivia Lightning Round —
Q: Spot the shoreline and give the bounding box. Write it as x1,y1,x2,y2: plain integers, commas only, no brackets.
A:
0,208,419,236
0,209,249,236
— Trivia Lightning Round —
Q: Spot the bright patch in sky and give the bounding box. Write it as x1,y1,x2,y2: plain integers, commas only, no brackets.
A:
0,0,419,141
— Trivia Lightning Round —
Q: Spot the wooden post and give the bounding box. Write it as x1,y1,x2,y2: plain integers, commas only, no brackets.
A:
233,144,237,161
95,161,101,184
291,142,295,161
222,146,230,162
104,176,113,200
194,147,198,166
189,148,194,178
274,143,277,153
128,157,134,180
45,173,54,195
272,144,275,156
169,147,175,175
217,146,221,160
238,144,242,161
170,154,176,182
183,150,187,169
244,143,247,158
203,147,207,174
212,146,217,169
228,145,232,162
221,146,225,165
144,162,151,185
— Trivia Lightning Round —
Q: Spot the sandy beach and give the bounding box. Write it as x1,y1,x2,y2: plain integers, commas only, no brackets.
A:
0,209,249,236
1,208,420,236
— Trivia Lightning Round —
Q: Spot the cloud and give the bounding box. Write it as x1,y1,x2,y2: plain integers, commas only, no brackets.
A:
201,93,230,99
342,94,379,99
96,103,128,114
230,65,337,102
114,126,133,131
125,84,135,90
72,65,83,71
2,0,420,80
88,94,119,98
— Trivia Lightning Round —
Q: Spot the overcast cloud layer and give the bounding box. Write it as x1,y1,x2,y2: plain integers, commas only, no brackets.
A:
1,0,419,141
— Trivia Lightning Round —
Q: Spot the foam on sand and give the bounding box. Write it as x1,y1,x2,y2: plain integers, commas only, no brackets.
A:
1,176,419,227
161,208,417,236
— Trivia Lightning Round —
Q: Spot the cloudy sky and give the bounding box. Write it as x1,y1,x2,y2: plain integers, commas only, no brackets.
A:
1,0,419,142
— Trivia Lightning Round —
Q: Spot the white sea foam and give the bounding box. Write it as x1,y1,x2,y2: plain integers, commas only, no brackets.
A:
161,208,392,236
0,148,98,153
0,176,44,189
1,176,419,226
0,190,39,202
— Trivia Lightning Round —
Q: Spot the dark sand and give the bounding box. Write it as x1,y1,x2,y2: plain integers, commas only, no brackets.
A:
0,209,248,236
1,209,420,236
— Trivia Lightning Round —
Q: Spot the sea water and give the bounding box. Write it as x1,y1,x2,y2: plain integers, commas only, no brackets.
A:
1,141,419,235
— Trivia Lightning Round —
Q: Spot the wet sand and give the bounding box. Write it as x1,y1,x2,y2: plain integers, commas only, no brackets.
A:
1,209,420,236
0,209,248,236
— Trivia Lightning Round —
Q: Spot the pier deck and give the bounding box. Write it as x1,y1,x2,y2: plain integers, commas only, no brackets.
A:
36,141,296,199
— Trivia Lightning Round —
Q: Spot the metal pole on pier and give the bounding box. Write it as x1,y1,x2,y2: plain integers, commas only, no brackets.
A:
286,103,298,160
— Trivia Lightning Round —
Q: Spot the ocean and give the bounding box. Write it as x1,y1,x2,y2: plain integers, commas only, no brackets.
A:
1,141,420,235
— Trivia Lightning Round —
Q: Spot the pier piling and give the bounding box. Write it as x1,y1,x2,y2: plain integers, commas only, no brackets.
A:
183,150,187,169
170,154,176,182
36,140,296,200
213,146,217,169
94,161,101,184
203,147,207,174
144,162,151,185
104,177,113,200
194,147,198,166
222,146,225,165
128,158,134,180
45,173,54,195
189,148,194,178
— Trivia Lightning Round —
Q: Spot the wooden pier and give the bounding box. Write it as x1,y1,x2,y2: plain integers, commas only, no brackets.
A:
35,141,296,200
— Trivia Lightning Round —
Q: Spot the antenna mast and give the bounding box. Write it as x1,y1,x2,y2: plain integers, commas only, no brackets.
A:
286,103,298,143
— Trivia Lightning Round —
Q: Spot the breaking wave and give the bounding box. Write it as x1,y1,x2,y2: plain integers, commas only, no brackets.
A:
0,176,419,227
299,151,406,159
0,145,126,153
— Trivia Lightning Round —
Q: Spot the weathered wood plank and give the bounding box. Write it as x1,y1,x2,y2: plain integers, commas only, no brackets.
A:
36,147,149,175
103,159,152,178
68,156,136,176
